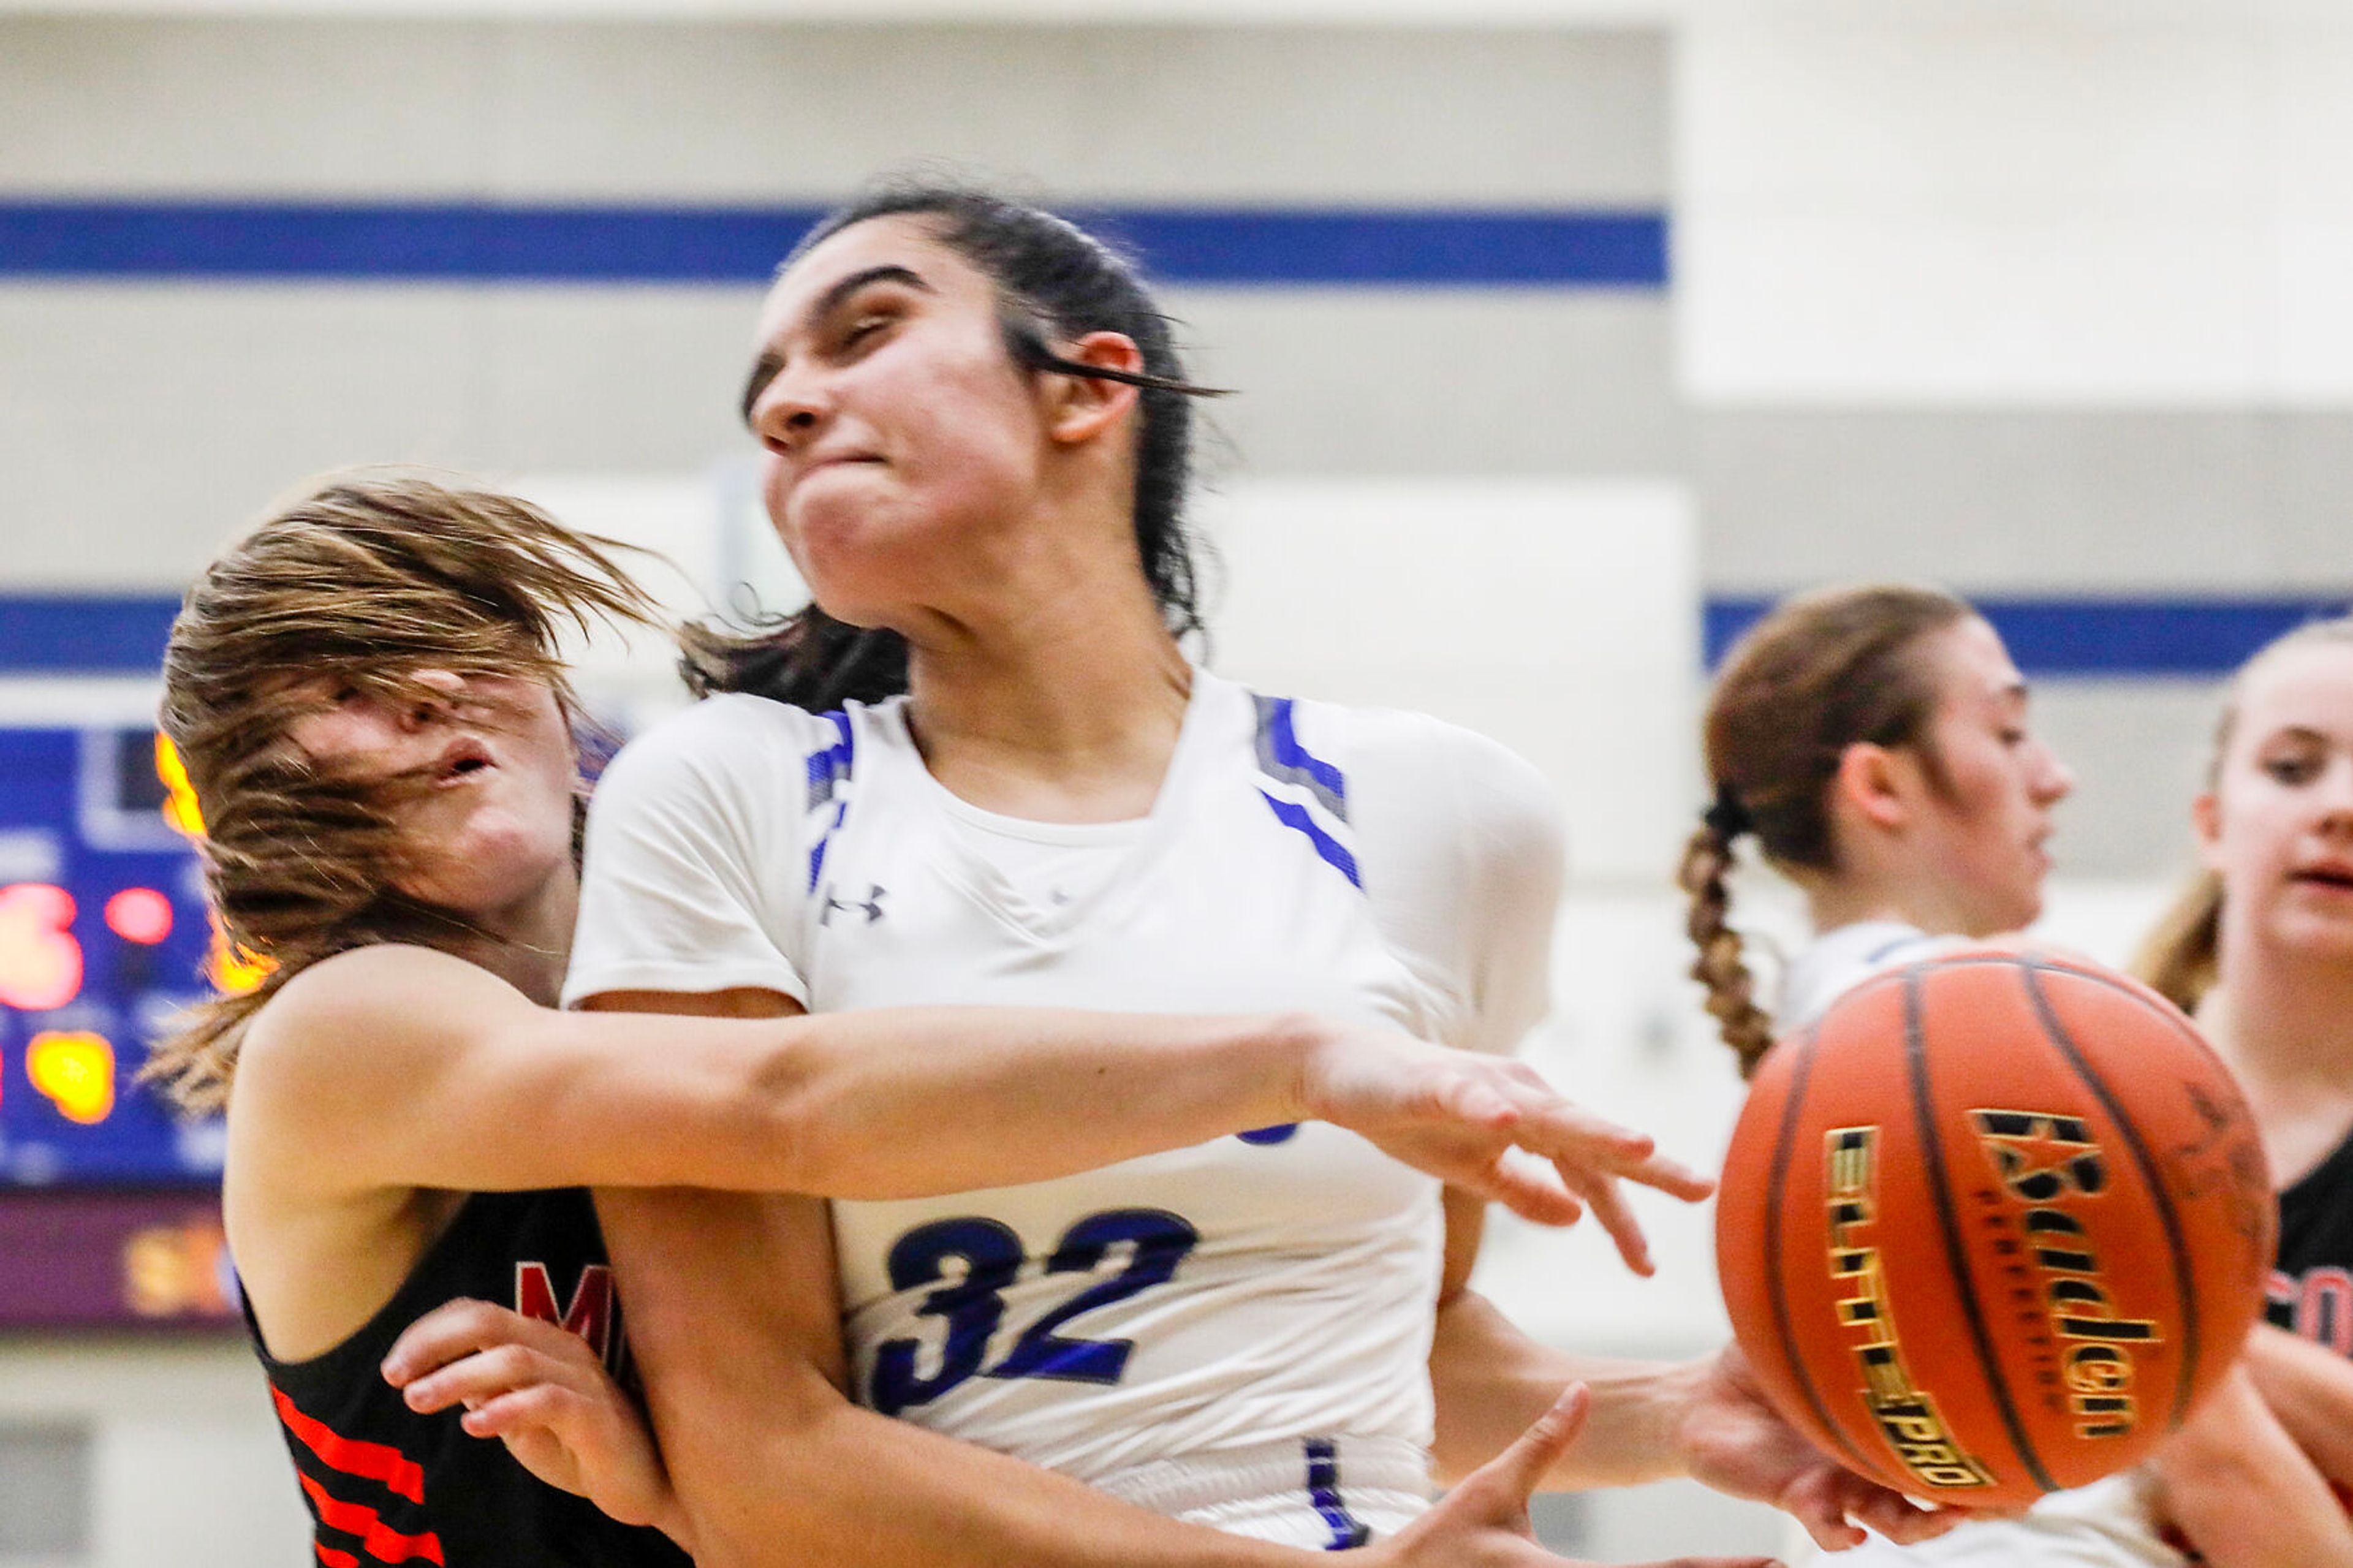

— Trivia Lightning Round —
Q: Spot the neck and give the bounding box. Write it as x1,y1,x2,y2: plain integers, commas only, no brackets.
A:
2207,928,2353,1094
1806,873,1974,941
902,535,1192,822
444,863,578,1007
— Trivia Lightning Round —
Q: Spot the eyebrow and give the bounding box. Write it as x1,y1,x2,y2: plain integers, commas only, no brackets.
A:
738,263,934,426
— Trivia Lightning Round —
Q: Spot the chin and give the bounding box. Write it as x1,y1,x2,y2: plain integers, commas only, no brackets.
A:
412,838,569,915
2272,908,2353,963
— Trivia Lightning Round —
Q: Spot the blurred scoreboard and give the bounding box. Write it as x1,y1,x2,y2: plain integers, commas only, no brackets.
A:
0,725,224,1187
0,722,238,1330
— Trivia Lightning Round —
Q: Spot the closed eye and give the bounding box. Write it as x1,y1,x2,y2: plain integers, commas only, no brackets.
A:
836,311,898,357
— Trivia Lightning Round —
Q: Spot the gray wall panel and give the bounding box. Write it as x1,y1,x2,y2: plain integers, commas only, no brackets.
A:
1696,407,2353,594
2033,681,2222,881
1172,290,1678,477
0,21,501,193
0,19,1665,203
1,286,491,583
0,286,1672,581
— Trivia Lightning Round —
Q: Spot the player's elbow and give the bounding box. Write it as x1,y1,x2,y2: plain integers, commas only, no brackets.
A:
724,1034,847,1195
653,1364,870,1562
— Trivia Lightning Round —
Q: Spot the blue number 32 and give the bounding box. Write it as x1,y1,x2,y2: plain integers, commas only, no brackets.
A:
868,1208,1199,1417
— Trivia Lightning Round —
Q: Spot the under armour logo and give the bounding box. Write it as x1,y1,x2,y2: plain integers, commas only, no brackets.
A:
822,882,887,926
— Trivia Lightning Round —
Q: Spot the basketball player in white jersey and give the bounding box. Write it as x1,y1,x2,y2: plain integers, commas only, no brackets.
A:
559,181,1963,1566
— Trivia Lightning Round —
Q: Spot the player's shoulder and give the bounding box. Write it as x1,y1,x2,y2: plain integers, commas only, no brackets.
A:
1250,692,1561,892
597,692,866,797
1782,921,1966,1028
621,691,852,760
240,945,515,1089
1256,689,1542,793
1289,692,1544,781
1305,700,1555,833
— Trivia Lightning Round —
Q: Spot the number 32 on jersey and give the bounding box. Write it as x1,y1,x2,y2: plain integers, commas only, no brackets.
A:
869,1207,1198,1417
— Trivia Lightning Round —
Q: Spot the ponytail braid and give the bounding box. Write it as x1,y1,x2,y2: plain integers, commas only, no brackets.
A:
1677,796,1778,1078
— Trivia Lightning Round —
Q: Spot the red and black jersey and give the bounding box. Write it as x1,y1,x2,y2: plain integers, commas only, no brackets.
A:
2266,1122,2353,1356
248,1187,693,1568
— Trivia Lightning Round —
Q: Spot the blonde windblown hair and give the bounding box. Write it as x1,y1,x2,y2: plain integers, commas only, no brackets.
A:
146,473,657,1112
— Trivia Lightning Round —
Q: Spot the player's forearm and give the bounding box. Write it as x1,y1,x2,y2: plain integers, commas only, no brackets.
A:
658,1377,1308,1568
749,1005,1322,1199
1428,1287,1689,1489
2241,1323,2353,1487
2148,1365,2353,1566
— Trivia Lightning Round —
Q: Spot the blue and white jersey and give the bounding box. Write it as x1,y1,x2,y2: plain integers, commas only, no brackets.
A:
564,670,1563,1545
1778,920,1970,1031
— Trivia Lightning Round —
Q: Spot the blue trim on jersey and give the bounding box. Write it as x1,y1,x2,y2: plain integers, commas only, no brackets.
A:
1259,791,1363,890
804,710,854,810
1305,1438,1373,1551
805,710,855,893
1252,695,1349,821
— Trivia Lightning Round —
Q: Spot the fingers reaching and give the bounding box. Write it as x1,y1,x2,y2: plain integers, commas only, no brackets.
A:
1487,1383,1594,1502
382,1297,599,1411
1509,1093,1715,1205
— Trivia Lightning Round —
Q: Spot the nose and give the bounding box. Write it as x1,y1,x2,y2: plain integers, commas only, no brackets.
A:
398,670,464,732
2317,755,2353,827
751,365,828,452
2033,742,2076,805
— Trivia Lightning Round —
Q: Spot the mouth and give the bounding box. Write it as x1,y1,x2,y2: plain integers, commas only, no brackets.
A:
802,452,882,478
2291,863,2353,893
433,739,496,787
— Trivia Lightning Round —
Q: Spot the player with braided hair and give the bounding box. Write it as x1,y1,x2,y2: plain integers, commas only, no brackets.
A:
1684,586,2353,1565
1678,585,2004,1077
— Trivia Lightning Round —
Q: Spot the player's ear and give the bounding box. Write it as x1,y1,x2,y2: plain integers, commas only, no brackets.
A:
1040,332,1143,445
1832,741,1912,833
2191,790,2223,871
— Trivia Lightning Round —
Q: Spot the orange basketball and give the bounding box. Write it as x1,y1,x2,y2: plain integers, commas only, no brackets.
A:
1716,947,2276,1509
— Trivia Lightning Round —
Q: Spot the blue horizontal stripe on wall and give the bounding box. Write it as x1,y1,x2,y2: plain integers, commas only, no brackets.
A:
0,596,183,675
0,201,1668,288
1706,596,2353,678
10,593,2347,678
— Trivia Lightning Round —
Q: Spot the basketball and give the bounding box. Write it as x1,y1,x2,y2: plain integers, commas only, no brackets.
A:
1716,947,2276,1509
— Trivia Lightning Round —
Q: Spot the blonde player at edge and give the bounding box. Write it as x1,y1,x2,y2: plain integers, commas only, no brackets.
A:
156,474,1729,1567
564,180,1971,1566
1681,584,2353,1565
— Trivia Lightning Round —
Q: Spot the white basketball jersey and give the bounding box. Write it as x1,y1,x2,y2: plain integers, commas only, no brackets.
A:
564,670,1563,1543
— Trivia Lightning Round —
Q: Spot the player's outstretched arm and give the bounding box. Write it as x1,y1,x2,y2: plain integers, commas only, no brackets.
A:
240,941,1702,1216
2143,1362,2353,1565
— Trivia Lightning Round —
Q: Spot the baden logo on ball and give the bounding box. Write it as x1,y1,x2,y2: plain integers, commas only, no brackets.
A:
1717,948,2275,1509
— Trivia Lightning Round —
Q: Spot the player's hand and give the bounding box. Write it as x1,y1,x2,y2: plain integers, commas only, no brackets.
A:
1369,1384,1782,1568
382,1298,683,1542
1300,1025,1714,1274
1670,1343,1980,1552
